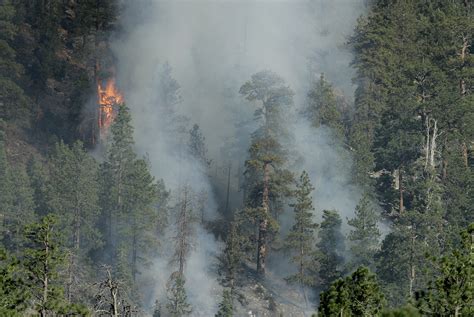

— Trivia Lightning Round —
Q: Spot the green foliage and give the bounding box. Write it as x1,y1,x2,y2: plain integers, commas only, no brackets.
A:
284,171,318,287
0,1,30,124
0,248,29,316
99,104,161,301
315,209,345,290
166,274,192,317
48,141,101,252
23,215,88,315
382,305,420,317
347,194,380,270
416,223,474,316
319,266,385,317
305,74,345,139
216,289,234,317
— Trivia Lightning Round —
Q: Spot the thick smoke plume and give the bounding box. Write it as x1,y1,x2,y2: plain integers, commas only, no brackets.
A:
113,0,365,314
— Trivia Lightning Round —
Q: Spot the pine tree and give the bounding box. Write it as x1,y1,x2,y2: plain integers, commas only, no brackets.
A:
48,141,101,253
216,289,233,317
6,165,35,251
219,221,244,291
23,215,87,316
0,123,13,244
166,274,192,317
188,124,211,168
26,156,49,216
347,194,380,270
314,209,345,290
99,104,136,252
284,171,318,288
416,223,474,316
0,248,29,316
0,1,30,123
319,266,385,317
240,70,294,277
305,74,345,139
171,186,198,276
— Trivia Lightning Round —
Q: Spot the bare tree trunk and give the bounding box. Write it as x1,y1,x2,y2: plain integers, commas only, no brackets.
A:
399,169,404,214
224,163,231,214
257,162,270,277
41,231,50,317
429,119,438,168
462,142,468,168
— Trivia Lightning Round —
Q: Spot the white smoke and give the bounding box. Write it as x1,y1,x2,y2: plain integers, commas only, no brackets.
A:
113,0,366,314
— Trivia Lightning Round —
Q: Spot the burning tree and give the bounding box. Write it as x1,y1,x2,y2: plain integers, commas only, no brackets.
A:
97,78,124,141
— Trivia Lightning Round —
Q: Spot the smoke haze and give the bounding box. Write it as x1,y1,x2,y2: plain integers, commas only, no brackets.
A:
113,0,366,314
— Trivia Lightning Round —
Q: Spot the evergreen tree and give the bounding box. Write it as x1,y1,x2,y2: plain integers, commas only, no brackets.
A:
0,248,29,316
27,156,49,216
314,209,345,290
284,171,318,288
347,194,380,269
416,223,474,316
240,70,295,277
0,1,30,123
166,274,192,317
23,215,87,316
100,104,160,301
0,123,13,243
216,289,233,317
5,165,35,251
171,186,198,276
319,266,385,317
47,140,101,301
219,221,244,292
305,74,345,139
188,124,211,168
48,141,101,253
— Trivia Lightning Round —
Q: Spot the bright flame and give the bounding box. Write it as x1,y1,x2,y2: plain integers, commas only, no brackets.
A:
98,78,124,139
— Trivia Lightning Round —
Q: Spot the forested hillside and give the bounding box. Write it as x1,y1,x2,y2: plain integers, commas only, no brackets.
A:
0,0,472,316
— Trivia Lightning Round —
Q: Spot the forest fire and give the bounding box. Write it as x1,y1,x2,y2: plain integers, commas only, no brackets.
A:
97,78,124,139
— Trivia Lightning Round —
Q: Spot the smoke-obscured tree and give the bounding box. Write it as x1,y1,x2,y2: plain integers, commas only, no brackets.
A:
188,123,211,168
216,289,233,317
284,171,318,289
240,70,295,277
218,221,244,292
319,266,385,317
305,74,345,139
347,194,380,270
166,273,192,317
314,209,345,290
171,186,198,276
416,223,474,316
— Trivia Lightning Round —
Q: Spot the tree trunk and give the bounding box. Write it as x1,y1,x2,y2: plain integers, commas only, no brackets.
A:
257,162,270,277
462,142,468,168
398,169,404,214
224,163,231,215
42,233,49,317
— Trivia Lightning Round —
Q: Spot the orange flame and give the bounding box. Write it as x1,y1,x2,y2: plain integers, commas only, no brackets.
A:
98,78,124,139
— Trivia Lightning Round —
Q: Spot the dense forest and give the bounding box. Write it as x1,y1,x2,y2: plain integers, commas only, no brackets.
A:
0,0,472,316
